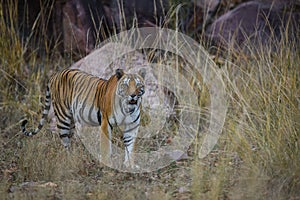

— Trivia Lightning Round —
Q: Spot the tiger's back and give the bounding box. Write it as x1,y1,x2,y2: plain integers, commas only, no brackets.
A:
49,69,112,128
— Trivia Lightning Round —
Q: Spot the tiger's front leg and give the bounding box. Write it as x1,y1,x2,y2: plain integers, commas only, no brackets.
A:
100,119,112,165
123,126,139,168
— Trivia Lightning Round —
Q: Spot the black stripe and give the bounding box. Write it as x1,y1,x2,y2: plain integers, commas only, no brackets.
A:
57,117,71,128
123,135,132,140
53,105,64,120
55,103,72,121
87,107,95,123
123,138,132,143
123,135,131,140
123,124,139,133
60,133,70,138
108,120,113,130
124,141,133,147
46,86,50,98
132,113,140,123
25,131,35,136
97,109,102,125
57,124,70,130
123,136,133,146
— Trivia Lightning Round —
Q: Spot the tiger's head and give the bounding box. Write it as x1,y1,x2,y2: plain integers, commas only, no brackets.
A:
115,69,145,114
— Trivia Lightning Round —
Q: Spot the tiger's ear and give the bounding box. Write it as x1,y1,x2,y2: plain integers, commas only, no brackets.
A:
115,69,124,80
138,68,146,79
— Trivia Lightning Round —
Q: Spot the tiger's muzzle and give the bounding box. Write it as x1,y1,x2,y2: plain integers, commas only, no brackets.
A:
128,94,138,105
125,94,140,114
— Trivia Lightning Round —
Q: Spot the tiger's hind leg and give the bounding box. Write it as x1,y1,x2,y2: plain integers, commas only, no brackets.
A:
53,104,75,149
59,118,75,149
59,121,75,149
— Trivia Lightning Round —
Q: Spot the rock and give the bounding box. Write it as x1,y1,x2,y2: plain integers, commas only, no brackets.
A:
194,0,220,10
58,0,108,55
111,0,169,30
185,0,221,33
69,42,149,77
205,1,300,51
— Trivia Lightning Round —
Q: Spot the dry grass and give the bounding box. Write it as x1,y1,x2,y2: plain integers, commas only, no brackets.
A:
190,34,300,199
0,1,299,200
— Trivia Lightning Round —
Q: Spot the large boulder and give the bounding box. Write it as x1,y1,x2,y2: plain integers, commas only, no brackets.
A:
205,0,300,51
111,0,169,30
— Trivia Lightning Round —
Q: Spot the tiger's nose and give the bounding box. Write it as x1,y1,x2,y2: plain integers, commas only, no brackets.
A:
130,94,138,101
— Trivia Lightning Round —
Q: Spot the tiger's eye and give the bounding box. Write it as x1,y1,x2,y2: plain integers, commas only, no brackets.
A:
121,84,128,90
138,86,145,96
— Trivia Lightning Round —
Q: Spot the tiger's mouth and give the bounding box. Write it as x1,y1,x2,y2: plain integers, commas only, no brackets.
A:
128,99,137,105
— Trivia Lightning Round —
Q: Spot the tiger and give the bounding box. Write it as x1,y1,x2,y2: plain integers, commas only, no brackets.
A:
21,68,145,167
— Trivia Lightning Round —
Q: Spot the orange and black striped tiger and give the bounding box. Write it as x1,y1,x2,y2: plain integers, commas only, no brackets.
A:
21,68,145,167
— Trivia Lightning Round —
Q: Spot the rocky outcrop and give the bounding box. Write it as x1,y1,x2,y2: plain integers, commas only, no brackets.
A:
205,1,300,50
111,0,169,30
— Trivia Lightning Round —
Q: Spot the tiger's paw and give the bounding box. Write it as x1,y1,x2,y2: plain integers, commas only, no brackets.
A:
123,160,140,170
61,136,71,149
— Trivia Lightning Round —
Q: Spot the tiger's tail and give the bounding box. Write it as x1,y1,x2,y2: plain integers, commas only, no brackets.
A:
21,85,51,136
